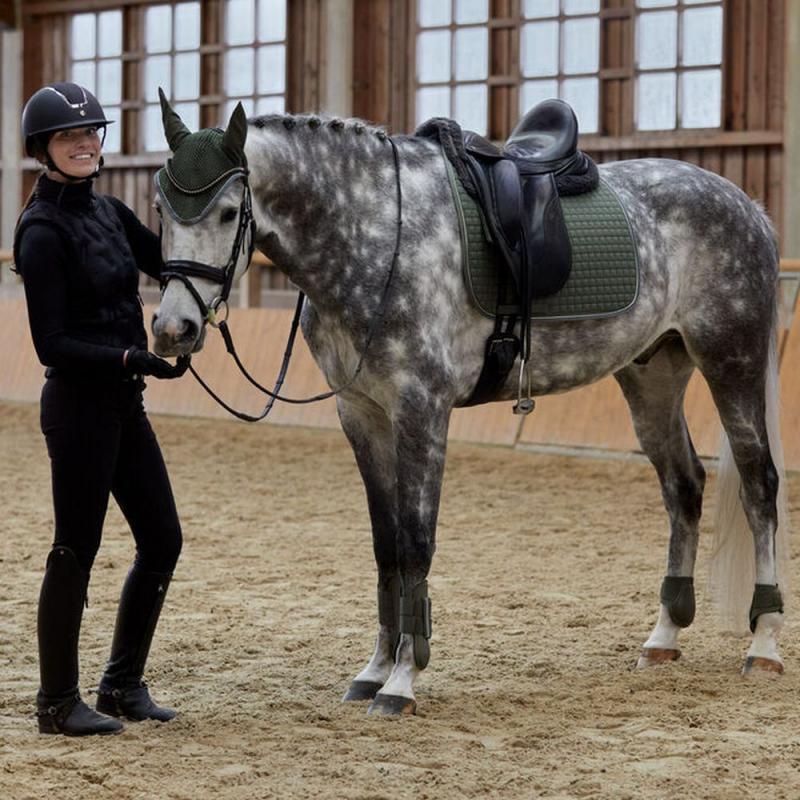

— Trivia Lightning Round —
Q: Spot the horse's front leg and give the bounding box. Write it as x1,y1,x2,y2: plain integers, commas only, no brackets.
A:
337,396,402,702
368,403,449,716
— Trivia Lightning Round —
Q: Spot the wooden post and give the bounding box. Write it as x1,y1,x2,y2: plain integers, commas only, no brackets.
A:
320,0,352,117
0,26,22,282
785,0,800,258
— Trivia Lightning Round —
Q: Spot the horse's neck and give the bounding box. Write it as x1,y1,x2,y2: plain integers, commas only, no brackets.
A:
247,121,399,310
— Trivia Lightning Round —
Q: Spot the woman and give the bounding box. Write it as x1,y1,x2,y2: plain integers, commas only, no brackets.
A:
14,82,188,736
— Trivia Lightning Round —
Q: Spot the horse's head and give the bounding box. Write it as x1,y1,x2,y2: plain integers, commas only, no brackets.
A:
152,89,255,356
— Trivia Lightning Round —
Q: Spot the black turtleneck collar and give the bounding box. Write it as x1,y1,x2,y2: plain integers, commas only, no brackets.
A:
35,173,96,210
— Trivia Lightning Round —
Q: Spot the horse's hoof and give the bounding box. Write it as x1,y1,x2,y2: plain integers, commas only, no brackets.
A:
342,680,383,702
367,694,417,716
636,647,681,668
742,656,784,676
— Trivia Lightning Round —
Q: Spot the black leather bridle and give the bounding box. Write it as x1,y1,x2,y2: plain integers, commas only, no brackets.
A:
159,171,256,328
158,136,403,423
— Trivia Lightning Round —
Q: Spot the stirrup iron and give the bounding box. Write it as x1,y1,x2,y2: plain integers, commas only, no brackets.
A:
513,358,535,415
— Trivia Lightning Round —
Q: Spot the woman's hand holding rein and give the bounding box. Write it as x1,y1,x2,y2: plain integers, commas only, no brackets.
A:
123,347,190,380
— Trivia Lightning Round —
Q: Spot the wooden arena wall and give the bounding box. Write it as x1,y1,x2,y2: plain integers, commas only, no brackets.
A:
1,262,798,467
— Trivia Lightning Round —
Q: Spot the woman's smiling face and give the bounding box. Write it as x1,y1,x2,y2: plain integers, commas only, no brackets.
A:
46,126,102,180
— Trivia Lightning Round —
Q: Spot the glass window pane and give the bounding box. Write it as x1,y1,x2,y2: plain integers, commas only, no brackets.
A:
418,0,450,27
97,11,122,58
454,84,487,135
257,44,285,94
637,10,677,69
174,101,200,132
417,30,451,83
682,6,723,66
563,17,599,74
144,55,172,102
71,61,95,94
258,0,287,41
681,68,721,128
520,79,559,115
561,77,598,133
71,14,96,60
637,0,675,6
256,95,285,115
523,0,559,18
102,109,121,153
174,52,200,100
637,72,676,130
227,0,256,45
564,0,600,14
454,28,487,81
145,104,168,151
175,2,201,50
97,60,122,105
521,21,559,77
226,98,255,120
225,47,255,96
416,86,451,127
455,0,488,24
146,5,172,53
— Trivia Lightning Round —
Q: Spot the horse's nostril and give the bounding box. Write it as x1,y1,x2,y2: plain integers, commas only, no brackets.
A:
182,318,199,342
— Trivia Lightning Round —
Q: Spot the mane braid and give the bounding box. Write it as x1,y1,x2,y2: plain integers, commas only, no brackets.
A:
250,112,387,142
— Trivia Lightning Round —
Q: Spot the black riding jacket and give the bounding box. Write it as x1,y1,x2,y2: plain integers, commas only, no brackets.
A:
14,174,163,378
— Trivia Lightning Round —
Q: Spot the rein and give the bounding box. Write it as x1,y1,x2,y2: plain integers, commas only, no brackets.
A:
162,136,403,423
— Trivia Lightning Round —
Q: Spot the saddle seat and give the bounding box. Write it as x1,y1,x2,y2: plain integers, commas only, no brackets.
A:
464,99,580,175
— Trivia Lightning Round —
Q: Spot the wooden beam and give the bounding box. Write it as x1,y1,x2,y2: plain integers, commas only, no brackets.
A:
580,129,783,152
23,0,159,17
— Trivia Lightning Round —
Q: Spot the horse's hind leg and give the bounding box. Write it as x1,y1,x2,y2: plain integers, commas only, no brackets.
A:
615,335,706,667
337,397,402,702
692,332,784,673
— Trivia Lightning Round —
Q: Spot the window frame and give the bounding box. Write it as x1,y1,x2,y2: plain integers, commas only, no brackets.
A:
408,0,728,141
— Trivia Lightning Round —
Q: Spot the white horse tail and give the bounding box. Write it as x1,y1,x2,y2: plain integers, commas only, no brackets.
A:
708,312,789,634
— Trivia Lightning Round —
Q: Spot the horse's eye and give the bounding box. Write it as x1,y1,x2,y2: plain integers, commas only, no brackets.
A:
221,208,238,223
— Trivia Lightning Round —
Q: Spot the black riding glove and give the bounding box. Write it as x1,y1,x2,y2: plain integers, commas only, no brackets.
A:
125,348,191,380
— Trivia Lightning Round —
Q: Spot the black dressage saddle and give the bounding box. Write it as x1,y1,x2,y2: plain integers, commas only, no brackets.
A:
461,99,585,304
416,99,598,409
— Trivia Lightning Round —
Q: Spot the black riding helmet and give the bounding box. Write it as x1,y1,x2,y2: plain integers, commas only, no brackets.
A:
21,82,113,180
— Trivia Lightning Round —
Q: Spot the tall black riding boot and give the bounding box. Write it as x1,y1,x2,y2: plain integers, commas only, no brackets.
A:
96,564,176,722
36,546,124,735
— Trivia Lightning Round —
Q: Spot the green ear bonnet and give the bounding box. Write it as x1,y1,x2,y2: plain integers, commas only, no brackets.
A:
154,88,249,223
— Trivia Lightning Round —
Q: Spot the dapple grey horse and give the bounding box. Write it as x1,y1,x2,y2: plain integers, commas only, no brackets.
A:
151,99,788,716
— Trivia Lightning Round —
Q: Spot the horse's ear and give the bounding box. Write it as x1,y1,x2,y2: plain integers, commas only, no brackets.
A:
159,87,191,151
222,102,248,159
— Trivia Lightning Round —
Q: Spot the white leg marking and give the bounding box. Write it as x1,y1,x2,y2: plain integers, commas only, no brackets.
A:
643,605,682,651
746,611,784,664
375,635,419,700
353,626,396,685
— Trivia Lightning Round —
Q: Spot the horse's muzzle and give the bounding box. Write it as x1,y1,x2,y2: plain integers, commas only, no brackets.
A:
151,311,205,357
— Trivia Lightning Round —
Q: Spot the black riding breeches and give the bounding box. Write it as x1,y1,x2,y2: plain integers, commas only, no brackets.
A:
40,376,182,574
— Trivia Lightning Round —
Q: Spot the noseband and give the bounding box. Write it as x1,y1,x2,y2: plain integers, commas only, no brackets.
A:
159,172,256,327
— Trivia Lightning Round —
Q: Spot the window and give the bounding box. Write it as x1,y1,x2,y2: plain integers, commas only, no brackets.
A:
143,2,202,151
415,0,490,135
635,0,723,131
223,0,287,120
520,0,600,134
69,10,123,153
